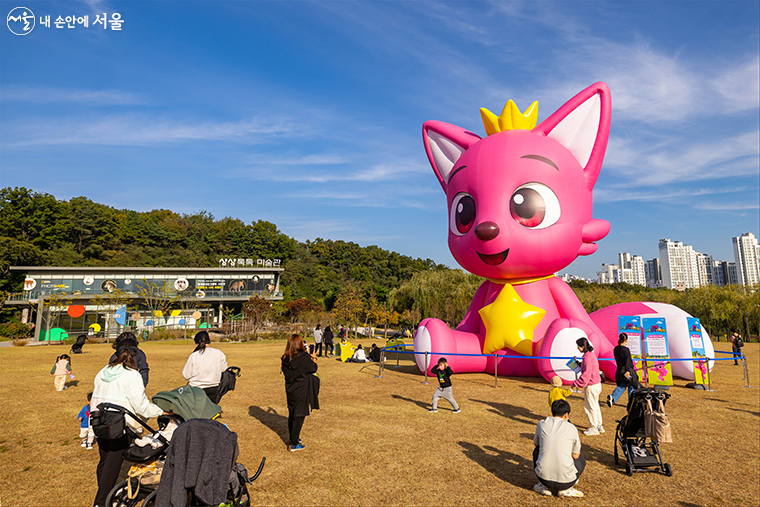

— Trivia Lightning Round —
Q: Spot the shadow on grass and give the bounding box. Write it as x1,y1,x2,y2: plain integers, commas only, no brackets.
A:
470,399,543,425
65,380,80,388
248,406,288,445
359,363,382,376
390,394,429,411
726,407,760,417
582,444,617,472
458,441,534,489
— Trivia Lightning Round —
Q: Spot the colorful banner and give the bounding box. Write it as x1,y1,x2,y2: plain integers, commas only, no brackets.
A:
642,317,673,385
618,316,645,383
687,317,709,385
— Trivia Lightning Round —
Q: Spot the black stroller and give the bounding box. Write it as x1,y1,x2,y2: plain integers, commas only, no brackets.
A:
614,388,672,476
101,388,265,507
70,334,87,354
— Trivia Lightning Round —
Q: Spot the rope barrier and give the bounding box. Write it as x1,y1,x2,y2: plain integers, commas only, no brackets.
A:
380,344,749,388
380,346,743,363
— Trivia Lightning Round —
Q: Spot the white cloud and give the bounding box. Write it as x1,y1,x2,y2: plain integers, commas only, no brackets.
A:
1,86,144,105
1,114,306,147
604,130,759,186
595,185,750,203
709,57,760,114
696,201,760,211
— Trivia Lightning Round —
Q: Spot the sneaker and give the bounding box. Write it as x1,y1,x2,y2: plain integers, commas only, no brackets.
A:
452,409,461,414
533,483,552,496
428,409,438,413
597,425,605,434
558,487,584,497
606,395,613,407
289,444,305,452
81,441,87,447
583,427,600,436
86,445,93,450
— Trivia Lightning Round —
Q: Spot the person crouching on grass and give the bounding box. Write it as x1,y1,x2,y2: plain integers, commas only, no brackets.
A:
532,399,586,497
428,357,460,414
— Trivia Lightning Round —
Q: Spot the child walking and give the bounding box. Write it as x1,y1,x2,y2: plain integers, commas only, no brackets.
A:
78,393,95,449
548,376,572,409
429,357,460,413
50,354,72,391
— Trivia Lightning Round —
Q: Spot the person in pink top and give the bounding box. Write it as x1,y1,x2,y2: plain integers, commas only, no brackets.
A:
572,338,603,436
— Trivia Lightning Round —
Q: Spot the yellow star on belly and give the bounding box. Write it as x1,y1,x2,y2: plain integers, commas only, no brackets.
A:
478,284,545,356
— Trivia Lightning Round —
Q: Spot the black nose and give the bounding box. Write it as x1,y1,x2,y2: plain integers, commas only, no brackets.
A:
474,222,499,241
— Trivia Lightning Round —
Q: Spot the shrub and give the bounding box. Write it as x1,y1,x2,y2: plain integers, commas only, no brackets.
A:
13,339,29,347
147,328,188,341
0,320,30,339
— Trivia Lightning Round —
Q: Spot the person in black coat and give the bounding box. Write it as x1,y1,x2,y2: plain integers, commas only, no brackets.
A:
323,326,335,357
109,332,150,387
281,334,319,452
607,333,640,407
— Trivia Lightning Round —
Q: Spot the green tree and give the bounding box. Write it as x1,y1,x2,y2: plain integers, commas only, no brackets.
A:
332,286,364,339
390,269,483,326
243,295,273,339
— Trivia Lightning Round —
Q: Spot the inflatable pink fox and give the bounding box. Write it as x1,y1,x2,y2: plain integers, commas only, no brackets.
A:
415,82,713,383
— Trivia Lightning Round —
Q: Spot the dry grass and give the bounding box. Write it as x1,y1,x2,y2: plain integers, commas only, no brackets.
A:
0,340,758,506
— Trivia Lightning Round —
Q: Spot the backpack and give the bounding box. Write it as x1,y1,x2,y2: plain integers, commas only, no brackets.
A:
734,335,744,348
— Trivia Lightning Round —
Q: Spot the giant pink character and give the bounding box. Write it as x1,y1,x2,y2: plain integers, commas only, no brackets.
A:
415,82,616,383
415,82,714,383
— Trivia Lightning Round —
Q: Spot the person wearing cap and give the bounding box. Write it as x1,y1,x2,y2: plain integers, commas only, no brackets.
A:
109,332,150,387
182,331,228,404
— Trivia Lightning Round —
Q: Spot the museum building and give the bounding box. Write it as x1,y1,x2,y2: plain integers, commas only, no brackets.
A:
8,263,284,341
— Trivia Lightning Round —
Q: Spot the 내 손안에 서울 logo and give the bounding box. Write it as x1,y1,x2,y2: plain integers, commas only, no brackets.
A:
7,7,35,35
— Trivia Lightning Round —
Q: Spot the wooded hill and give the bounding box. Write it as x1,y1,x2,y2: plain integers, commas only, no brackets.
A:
0,187,444,305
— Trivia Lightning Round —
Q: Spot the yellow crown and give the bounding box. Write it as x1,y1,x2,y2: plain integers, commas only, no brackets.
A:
480,100,538,135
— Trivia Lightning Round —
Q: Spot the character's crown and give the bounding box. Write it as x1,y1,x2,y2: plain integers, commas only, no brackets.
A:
480,100,538,135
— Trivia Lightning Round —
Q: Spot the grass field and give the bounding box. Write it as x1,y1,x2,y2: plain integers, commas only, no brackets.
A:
0,339,758,507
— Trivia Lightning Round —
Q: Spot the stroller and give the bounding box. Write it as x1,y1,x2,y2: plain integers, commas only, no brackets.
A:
102,387,265,507
70,334,87,354
614,388,672,476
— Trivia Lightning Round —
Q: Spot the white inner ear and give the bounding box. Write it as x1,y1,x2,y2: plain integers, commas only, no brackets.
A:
427,130,466,182
546,94,600,168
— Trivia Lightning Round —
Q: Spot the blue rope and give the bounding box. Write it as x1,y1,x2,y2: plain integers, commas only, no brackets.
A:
381,347,741,362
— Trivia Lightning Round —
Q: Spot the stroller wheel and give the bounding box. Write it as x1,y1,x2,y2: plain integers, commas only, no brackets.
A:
664,463,673,477
625,463,633,476
105,479,146,507
140,491,156,507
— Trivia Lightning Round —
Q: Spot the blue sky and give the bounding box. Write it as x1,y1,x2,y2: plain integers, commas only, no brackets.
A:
1,0,758,279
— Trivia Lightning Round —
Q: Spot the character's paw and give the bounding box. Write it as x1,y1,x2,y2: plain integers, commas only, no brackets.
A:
414,318,487,373
536,319,598,383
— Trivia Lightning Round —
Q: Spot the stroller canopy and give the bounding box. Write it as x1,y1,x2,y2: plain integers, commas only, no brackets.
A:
152,386,221,422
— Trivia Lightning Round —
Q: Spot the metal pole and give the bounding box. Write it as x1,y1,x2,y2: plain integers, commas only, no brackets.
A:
493,353,498,388
742,355,753,388
422,351,429,385
706,357,713,392
376,350,385,378
396,346,400,368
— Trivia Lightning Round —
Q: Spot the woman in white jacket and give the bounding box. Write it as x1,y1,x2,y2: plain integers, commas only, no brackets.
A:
182,331,227,404
91,344,165,507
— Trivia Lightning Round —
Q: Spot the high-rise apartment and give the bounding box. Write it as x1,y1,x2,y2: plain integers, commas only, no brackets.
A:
645,258,662,288
618,252,646,286
732,232,760,286
659,239,701,290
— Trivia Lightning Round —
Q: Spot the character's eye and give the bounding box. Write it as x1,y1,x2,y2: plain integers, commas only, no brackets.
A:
449,192,476,236
509,183,560,229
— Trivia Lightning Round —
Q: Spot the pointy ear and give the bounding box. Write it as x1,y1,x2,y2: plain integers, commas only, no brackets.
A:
423,121,481,192
534,82,611,190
